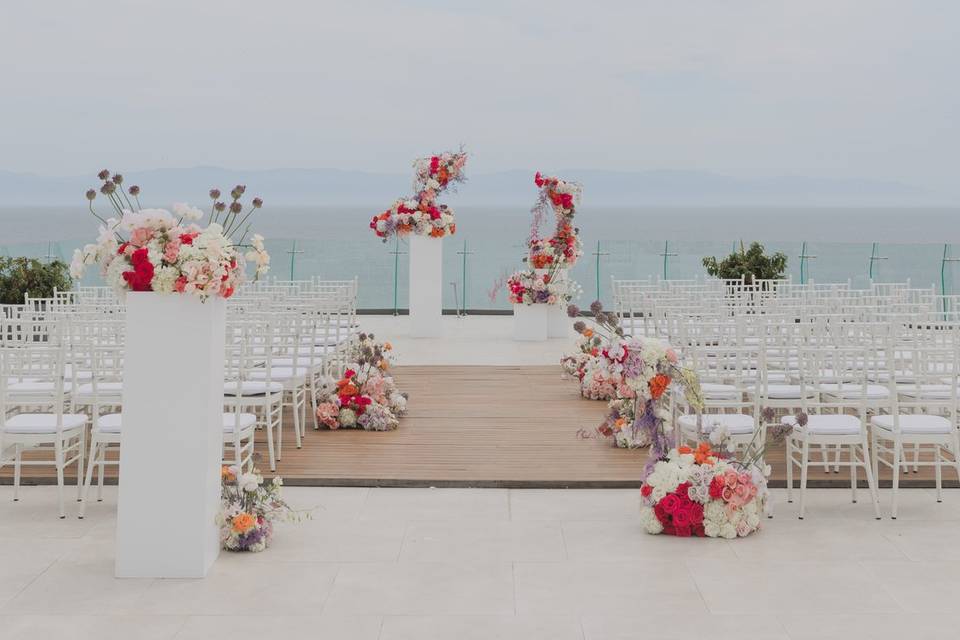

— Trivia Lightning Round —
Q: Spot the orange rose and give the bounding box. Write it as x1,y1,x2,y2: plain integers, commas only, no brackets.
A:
220,466,235,482
583,328,594,338
648,373,670,400
231,512,257,534
383,342,393,351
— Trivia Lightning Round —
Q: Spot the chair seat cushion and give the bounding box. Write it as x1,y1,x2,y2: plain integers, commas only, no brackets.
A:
248,367,308,381
678,413,755,434
222,412,257,432
817,383,890,400
95,413,123,433
75,382,123,395
699,383,741,400
8,381,74,393
224,380,283,396
746,384,816,399
896,384,958,400
870,414,953,434
3,413,86,434
782,414,861,435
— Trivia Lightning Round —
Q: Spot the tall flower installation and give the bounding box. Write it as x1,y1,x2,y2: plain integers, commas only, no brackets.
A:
217,466,306,552
503,173,583,306
370,150,468,241
315,333,409,431
70,170,269,299
569,301,703,454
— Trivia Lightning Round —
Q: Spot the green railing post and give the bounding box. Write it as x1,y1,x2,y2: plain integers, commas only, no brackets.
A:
390,236,402,316
798,242,816,284
868,242,887,281
457,238,473,313
591,240,608,301
286,239,303,280
659,241,677,281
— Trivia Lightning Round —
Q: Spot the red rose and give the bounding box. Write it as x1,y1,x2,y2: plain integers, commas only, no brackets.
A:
344,369,356,379
660,493,681,514
674,524,692,537
179,233,196,245
534,172,545,187
709,477,725,500
672,507,691,528
640,484,652,498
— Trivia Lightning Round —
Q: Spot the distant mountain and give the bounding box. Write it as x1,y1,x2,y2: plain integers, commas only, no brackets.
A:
0,166,940,207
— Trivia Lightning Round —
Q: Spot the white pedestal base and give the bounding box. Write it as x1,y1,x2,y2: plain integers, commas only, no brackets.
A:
115,293,225,578
513,303,548,341
547,304,571,338
409,234,443,338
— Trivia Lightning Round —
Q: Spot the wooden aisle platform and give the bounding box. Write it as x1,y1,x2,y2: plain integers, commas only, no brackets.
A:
3,365,956,488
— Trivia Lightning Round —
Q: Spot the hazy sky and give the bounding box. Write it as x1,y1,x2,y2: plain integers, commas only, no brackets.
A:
1,0,957,195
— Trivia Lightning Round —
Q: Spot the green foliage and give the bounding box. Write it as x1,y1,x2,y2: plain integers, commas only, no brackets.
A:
702,241,788,284
0,257,73,305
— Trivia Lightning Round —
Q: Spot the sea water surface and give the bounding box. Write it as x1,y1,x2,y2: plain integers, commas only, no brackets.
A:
2,206,958,310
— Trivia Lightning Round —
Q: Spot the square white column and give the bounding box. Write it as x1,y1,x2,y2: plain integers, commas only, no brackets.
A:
408,234,443,337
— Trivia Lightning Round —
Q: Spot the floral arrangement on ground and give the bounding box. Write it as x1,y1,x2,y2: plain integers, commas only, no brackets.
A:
370,150,467,241
217,465,306,552
70,170,269,299
315,333,408,430
507,269,581,306
560,324,619,400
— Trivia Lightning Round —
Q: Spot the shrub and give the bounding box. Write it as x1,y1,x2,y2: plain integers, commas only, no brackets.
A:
0,257,73,305
702,242,787,284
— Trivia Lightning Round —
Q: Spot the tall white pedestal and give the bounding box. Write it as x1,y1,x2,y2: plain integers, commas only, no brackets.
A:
409,234,443,337
513,303,548,341
115,293,225,578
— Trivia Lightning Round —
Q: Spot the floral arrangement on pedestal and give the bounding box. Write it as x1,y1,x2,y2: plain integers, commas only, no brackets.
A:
70,170,269,299
315,333,409,431
217,465,305,552
506,269,582,306
370,150,467,241
569,301,703,452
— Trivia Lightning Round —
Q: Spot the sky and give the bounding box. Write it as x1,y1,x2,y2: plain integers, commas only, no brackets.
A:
1,0,957,197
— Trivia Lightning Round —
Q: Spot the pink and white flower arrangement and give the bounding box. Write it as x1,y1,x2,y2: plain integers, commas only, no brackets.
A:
371,150,467,241
217,466,305,552
639,443,768,538
561,327,620,400
315,333,408,431
70,170,269,300
506,269,581,306
568,301,703,455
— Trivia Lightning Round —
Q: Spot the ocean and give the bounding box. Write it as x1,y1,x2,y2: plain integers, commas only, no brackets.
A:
2,206,958,310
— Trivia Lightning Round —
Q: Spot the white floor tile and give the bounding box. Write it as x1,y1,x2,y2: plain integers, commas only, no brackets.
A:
861,560,960,613
582,614,789,640
400,521,565,563
515,560,706,615
0,614,186,640
361,488,509,522
778,613,960,640
510,489,640,521
174,614,382,640
562,520,738,561
324,562,515,615
379,615,583,640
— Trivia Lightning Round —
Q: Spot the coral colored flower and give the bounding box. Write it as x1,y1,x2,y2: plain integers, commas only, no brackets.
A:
231,512,257,534
648,373,670,400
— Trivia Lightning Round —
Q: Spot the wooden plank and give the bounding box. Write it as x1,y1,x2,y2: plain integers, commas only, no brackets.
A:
3,365,955,488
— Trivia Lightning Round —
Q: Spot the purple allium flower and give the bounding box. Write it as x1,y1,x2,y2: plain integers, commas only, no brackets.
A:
229,201,243,214
252,197,263,208
209,188,221,200
573,320,586,333
97,169,110,180
760,407,776,423
214,201,226,212
111,173,123,185
85,189,96,201
794,411,808,427
100,181,116,194
590,300,603,315
128,185,140,196
567,303,580,317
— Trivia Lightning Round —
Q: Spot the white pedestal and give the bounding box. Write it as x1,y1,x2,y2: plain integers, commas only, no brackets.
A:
547,304,571,338
513,303,548,341
408,234,443,338
115,293,225,578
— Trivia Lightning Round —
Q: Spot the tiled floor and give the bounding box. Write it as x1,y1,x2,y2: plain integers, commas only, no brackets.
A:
2,485,960,639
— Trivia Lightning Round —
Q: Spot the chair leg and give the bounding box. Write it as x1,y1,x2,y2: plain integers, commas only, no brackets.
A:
310,377,320,431
13,444,22,501
861,435,881,520
96,444,106,501
891,441,902,519
276,400,284,460
290,390,302,449
834,444,841,473
913,443,920,473
850,445,857,503
786,437,794,503
820,444,830,473
76,431,85,502
79,440,98,519
54,440,66,519
265,413,276,472
870,431,879,486
935,444,943,503
799,440,810,519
